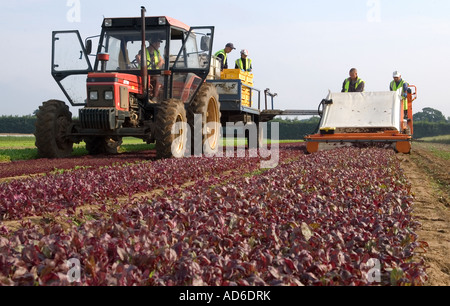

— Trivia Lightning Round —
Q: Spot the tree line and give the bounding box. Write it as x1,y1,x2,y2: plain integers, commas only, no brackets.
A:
0,108,449,139
267,107,450,140
0,115,37,134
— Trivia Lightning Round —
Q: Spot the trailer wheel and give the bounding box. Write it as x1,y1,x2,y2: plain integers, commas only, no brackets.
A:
155,99,188,159
188,83,221,156
35,100,74,158
85,137,123,155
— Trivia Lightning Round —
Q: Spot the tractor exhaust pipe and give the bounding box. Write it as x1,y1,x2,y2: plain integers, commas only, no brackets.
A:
140,6,148,102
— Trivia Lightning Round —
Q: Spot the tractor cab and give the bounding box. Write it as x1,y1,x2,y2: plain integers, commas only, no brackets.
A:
87,16,214,104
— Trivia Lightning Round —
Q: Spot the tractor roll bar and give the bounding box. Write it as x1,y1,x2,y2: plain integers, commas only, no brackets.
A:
140,6,148,102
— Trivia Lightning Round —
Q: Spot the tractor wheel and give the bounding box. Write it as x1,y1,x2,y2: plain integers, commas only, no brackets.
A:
188,83,221,156
35,100,74,158
85,137,123,155
155,99,188,159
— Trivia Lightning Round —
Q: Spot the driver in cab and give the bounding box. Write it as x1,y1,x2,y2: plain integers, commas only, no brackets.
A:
134,35,165,100
135,36,165,70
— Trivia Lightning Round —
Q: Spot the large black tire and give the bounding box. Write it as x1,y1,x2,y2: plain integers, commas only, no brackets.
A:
84,137,123,155
187,83,221,156
35,100,74,158
155,99,188,159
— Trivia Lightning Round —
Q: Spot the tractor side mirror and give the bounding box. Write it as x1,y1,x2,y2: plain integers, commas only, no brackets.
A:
200,36,211,52
86,39,93,55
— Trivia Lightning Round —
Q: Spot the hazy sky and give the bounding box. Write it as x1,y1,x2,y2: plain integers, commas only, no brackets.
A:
1,0,449,117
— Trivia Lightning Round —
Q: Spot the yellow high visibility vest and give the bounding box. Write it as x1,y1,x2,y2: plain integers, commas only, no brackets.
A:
344,78,364,92
214,49,227,66
146,49,161,70
236,58,252,72
391,79,408,110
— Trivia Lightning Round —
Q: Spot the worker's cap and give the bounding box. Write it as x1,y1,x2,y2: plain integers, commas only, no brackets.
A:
393,71,401,78
226,43,236,50
150,35,163,43
240,49,249,56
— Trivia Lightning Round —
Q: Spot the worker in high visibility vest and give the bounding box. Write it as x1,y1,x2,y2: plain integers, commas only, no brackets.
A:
235,49,252,72
390,71,409,118
135,36,165,70
214,43,236,71
134,35,165,99
342,68,365,93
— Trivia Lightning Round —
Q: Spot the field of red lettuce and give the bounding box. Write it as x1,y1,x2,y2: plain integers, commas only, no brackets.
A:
0,144,427,286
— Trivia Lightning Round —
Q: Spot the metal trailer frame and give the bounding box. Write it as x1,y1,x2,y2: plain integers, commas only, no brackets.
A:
206,79,321,125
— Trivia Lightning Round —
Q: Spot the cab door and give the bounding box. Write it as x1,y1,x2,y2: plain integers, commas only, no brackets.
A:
171,26,215,104
52,31,93,106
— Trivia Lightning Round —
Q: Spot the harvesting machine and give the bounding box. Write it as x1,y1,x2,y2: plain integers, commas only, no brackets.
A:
35,7,279,159
304,87,417,154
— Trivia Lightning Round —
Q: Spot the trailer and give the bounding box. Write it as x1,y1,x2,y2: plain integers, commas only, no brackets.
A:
304,87,417,154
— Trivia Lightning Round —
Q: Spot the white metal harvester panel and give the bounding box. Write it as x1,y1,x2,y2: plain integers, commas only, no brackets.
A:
320,91,402,132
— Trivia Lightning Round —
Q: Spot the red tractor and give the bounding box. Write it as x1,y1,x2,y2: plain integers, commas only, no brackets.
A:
36,7,277,159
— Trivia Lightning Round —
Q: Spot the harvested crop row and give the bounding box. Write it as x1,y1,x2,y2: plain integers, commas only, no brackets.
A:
0,146,427,286
0,144,303,221
0,158,250,221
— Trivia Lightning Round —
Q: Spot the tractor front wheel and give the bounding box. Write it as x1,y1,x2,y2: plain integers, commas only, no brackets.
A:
35,100,74,158
188,83,221,156
155,99,188,159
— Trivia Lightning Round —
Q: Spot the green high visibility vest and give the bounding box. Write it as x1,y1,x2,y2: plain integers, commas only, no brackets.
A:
391,79,408,110
344,78,364,92
146,49,161,70
236,58,252,72
215,49,227,67
391,79,406,92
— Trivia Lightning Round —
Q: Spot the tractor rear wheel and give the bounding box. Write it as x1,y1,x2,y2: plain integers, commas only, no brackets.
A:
85,137,123,155
35,100,74,158
155,99,188,159
188,83,221,156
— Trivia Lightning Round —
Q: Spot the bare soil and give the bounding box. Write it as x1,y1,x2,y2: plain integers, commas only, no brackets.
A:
399,142,450,286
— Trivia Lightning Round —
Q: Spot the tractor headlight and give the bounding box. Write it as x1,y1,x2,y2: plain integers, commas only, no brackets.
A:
104,90,114,100
89,91,98,101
